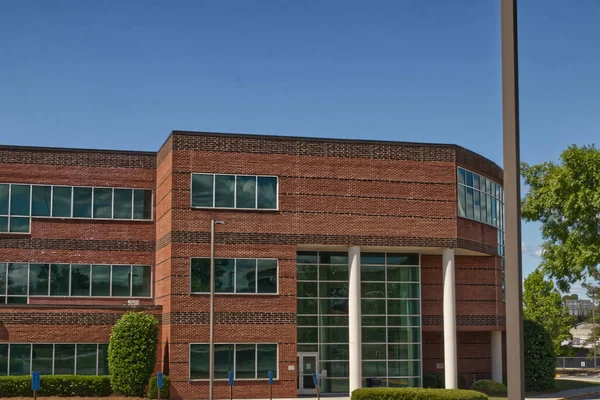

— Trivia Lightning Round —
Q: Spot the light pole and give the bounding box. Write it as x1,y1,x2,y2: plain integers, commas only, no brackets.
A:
501,0,525,399
209,219,225,400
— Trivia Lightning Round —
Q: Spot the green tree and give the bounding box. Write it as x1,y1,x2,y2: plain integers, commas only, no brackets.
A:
108,312,158,396
524,320,556,392
561,294,579,302
523,269,574,354
521,145,600,291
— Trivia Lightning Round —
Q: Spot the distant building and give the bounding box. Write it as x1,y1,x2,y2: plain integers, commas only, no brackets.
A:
571,322,595,347
565,299,594,317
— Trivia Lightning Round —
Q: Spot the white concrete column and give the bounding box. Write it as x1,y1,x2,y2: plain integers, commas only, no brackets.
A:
491,330,503,383
442,248,458,389
348,246,362,393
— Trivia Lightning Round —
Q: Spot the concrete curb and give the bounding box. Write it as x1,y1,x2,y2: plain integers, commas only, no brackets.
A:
556,390,600,400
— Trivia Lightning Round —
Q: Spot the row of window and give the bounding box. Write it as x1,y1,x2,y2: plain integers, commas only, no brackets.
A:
297,282,420,299
297,315,421,327
296,343,420,362
190,258,278,294
297,299,420,316
297,251,419,266
298,326,420,344
0,183,152,234
0,263,152,303
191,174,278,210
189,344,277,380
457,168,504,230
0,343,108,376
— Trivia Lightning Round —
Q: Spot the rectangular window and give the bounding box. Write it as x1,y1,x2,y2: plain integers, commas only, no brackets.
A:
50,264,70,296
29,264,49,296
0,184,8,215
91,265,111,296
52,186,72,217
133,189,152,220
31,186,52,217
53,344,75,374
111,265,131,297
9,344,30,376
0,263,5,296
465,188,474,219
113,189,133,219
10,185,30,216
191,258,277,294
131,266,151,297
71,264,91,296
93,188,112,219
98,344,109,375
31,344,53,375
0,343,8,375
73,187,93,218
7,263,27,296
191,174,278,210
190,343,278,381
473,190,481,220
9,217,29,233
76,344,98,375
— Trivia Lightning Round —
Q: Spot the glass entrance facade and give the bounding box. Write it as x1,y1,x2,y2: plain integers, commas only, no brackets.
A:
297,251,422,393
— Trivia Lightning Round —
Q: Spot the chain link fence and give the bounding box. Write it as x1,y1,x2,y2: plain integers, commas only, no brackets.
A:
556,357,600,369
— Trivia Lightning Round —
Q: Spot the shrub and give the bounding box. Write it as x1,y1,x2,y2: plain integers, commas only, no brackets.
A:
0,375,111,397
471,379,507,396
524,319,555,391
351,388,488,400
148,375,170,399
109,312,158,396
422,373,468,390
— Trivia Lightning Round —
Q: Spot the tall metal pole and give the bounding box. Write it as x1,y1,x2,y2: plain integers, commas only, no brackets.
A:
501,0,525,399
209,219,216,400
593,291,596,371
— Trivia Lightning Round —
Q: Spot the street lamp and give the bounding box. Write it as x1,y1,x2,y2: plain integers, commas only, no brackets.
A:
209,219,225,400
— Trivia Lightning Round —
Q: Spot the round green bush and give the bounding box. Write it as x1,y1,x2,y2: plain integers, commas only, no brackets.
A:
148,375,170,399
471,379,507,396
108,312,158,396
524,319,556,391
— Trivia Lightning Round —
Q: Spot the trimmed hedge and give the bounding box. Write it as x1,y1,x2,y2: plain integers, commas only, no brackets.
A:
422,373,468,390
471,380,507,396
351,388,488,400
148,375,170,399
109,312,158,396
0,375,111,397
524,319,555,391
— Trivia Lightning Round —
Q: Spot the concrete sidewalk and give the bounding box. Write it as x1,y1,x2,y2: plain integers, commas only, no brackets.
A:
525,385,600,400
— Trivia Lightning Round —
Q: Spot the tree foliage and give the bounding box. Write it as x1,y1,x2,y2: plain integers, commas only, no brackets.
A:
521,145,600,290
108,312,158,397
524,320,556,392
523,269,574,354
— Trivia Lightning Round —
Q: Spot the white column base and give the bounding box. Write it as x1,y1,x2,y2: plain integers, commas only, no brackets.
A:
349,246,362,393
491,331,503,383
443,248,458,389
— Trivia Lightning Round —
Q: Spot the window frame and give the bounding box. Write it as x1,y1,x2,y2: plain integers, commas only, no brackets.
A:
0,183,153,237
0,263,152,303
456,167,504,230
189,258,278,295
3,343,108,376
190,173,279,211
188,343,279,381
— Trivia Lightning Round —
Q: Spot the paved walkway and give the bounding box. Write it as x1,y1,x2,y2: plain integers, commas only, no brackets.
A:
526,385,600,399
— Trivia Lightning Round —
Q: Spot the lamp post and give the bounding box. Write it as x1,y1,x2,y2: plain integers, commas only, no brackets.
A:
209,219,225,400
501,0,525,399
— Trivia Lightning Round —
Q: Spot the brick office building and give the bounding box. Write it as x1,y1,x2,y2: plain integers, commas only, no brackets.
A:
0,131,505,399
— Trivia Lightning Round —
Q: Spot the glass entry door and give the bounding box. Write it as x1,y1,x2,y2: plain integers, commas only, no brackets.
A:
297,352,318,395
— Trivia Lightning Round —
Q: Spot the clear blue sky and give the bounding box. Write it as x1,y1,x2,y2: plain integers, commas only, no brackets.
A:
1,0,599,295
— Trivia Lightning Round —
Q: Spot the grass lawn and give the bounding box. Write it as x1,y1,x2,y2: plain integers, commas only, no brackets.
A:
487,378,600,400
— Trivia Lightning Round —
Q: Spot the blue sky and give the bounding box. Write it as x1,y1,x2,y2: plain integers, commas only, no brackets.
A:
1,1,599,295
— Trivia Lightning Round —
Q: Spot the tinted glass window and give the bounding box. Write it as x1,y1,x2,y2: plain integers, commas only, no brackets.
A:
131,266,151,297
190,344,209,379
76,344,98,375
9,217,29,233
236,176,256,208
72,187,92,218
0,343,8,375
29,264,49,296
71,264,91,296
7,263,27,295
0,217,7,232
190,258,210,293
31,344,53,375
236,259,256,293
52,186,72,217
257,260,277,294
9,185,30,216
257,344,277,378
111,265,131,296
214,344,233,379
215,259,234,293
93,188,112,218
235,344,256,379
214,175,235,208
0,264,5,295
113,189,133,219
91,265,111,296
0,184,8,215
31,186,51,217
50,264,70,296
97,344,109,375
54,344,75,374
133,189,152,219
9,344,30,376
191,174,213,207
257,177,277,209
